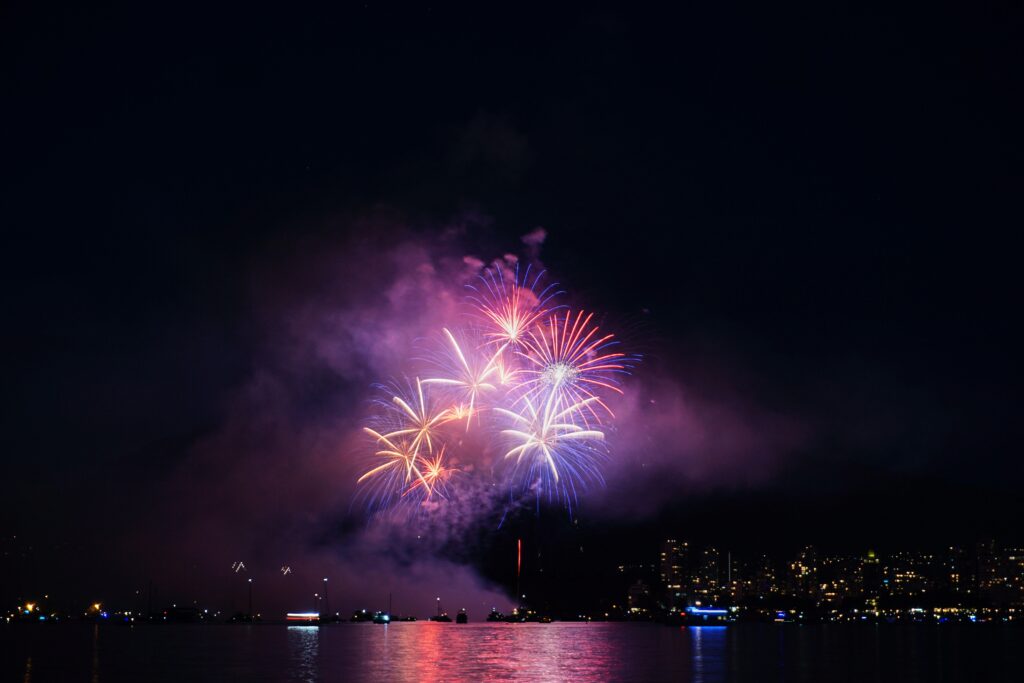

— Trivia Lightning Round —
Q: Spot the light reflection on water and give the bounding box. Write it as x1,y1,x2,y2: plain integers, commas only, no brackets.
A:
286,626,319,682
690,626,727,683
348,622,646,682
91,624,100,683
296,622,722,682
7,622,1024,682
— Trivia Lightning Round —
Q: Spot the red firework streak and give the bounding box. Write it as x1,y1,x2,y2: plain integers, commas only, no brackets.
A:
517,538,522,604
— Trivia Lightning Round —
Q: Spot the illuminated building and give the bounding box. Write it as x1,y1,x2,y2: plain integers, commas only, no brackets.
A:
862,549,882,599
1004,548,1024,606
659,539,689,610
754,554,779,599
939,546,970,594
790,546,819,598
882,552,934,598
976,540,1000,592
627,579,652,616
816,554,862,604
690,547,723,603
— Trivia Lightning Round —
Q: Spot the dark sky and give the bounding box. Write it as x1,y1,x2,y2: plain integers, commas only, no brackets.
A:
2,3,1022,611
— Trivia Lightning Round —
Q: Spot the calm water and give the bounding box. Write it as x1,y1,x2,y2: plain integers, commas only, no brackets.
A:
4,622,1022,682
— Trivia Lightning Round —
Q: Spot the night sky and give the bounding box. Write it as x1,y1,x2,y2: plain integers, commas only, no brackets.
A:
3,3,1022,614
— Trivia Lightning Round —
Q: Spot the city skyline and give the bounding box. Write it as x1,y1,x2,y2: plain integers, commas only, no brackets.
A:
7,533,1023,622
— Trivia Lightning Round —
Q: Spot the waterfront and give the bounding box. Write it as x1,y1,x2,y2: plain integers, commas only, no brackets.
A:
4,622,1022,682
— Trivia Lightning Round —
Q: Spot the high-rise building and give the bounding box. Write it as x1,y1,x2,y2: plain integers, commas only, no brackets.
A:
976,540,1000,593
882,551,934,598
694,547,721,601
754,554,778,599
1004,548,1024,606
817,554,862,603
659,539,689,610
790,546,819,599
938,546,969,594
724,552,748,601
861,550,882,600
627,579,652,614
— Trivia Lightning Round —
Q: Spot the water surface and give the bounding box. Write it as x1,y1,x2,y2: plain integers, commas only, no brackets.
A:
4,622,1021,682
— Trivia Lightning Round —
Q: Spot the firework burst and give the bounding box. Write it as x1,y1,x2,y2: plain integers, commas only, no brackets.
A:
355,254,637,516
494,394,607,501
421,328,506,426
516,310,631,424
357,427,431,510
465,263,563,347
373,378,453,458
402,445,456,501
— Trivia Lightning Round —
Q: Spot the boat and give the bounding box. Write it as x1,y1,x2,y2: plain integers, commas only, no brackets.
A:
456,609,468,624
431,599,452,622
286,612,320,624
684,606,737,626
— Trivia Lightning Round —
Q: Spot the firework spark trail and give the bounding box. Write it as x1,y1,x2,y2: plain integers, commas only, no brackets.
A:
401,445,455,501
516,310,630,425
465,263,563,347
357,427,432,509
375,378,453,459
355,255,636,515
358,428,427,485
421,328,506,427
495,394,607,499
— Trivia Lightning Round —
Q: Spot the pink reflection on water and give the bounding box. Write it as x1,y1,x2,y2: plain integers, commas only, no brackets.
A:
370,622,630,681
300,622,721,682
